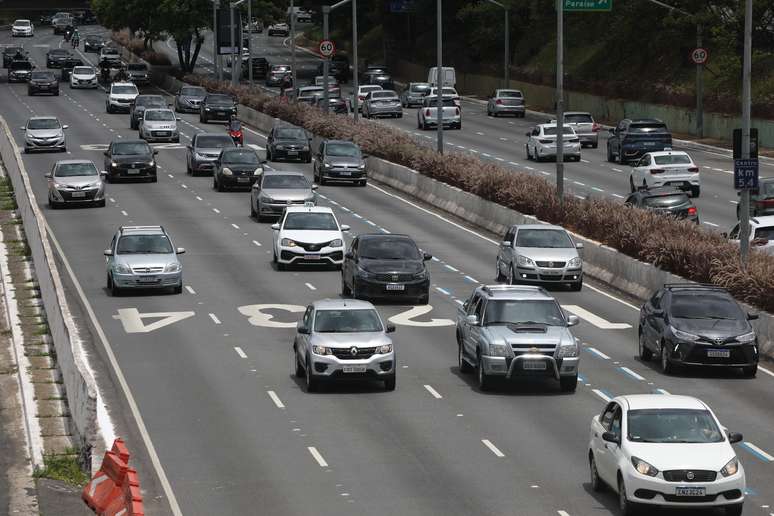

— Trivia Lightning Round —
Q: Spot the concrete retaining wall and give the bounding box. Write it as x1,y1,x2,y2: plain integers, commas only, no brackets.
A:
394,59,774,148
0,117,98,453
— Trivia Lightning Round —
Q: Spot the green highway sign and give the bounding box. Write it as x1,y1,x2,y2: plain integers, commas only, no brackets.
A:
564,0,612,11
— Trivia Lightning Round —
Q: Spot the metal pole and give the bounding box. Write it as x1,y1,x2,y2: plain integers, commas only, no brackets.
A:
291,0,297,94
504,9,509,88
322,5,330,114
696,23,703,138
436,0,443,153
214,0,221,81
555,0,564,203
740,0,752,266
248,0,253,87
230,5,236,86
352,0,359,122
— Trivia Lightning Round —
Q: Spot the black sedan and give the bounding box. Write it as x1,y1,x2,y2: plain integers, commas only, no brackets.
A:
3,47,27,68
267,124,311,163
624,187,699,224
213,148,264,191
28,71,59,96
126,63,150,85
129,94,166,129
311,96,349,115
341,234,431,305
639,283,759,376
200,94,237,123
84,35,105,53
46,49,73,69
103,140,158,182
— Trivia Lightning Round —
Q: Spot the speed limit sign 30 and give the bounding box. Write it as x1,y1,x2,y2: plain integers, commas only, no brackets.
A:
691,48,709,65
319,39,335,57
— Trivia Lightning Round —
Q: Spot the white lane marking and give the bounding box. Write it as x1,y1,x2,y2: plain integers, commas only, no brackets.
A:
612,167,622,172
234,346,247,358
703,221,719,227
558,511,571,516
759,366,774,377
573,181,586,186
424,384,443,399
208,313,222,324
499,137,508,141
524,166,534,170
168,174,174,178
581,159,590,163
586,347,611,360
729,200,739,205
540,171,551,176
574,195,585,200
231,223,240,229
495,157,505,162
562,305,632,329
121,210,128,216
583,283,640,310
109,197,115,203
592,389,612,402
742,442,774,462
444,264,459,272
592,187,605,192
267,390,285,408
481,439,505,458
181,184,188,189
470,149,479,153
508,161,519,166
435,286,451,296
185,286,196,294
464,275,478,283
655,388,671,395
252,240,262,246
476,131,485,136
308,447,329,467
305,282,316,291
213,208,220,213
196,196,203,201
619,367,645,381
612,193,625,199
482,153,492,157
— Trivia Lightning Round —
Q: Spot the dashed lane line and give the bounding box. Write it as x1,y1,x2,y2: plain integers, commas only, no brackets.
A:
234,347,247,358
308,447,329,467
208,313,221,324
267,390,285,408
481,439,506,458
423,385,443,399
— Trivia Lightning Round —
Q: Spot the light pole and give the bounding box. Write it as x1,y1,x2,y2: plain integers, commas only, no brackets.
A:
212,0,221,81
740,0,753,265
352,0,359,122
436,0,443,153
485,0,510,88
322,5,331,113
230,0,245,86
247,0,253,87
321,0,359,118
290,0,297,96
555,0,564,202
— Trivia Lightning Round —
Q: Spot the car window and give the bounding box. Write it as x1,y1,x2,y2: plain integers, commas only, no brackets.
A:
670,293,744,320
262,175,309,189
729,224,740,239
112,85,138,95
112,142,151,155
515,228,573,248
564,113,592,123
465,294,480,315
411,84,430,93
499,90,523,98
653,154,692,165
72,66,94,74
31,72,56,81
196,135,234,148
649,291,663,309
483,300,565,326
180,87,206,96
222,150,259,164
313,309,383,333
628,409,723,443
629,123,668,133
325,143,360,157
504,227,516,243
600,403,617,430
55,162,98,177
116,234,173,254
302,306,313,328
136,97,165,107
144,110,175,121
206,94,233,104
10,61,32,70
474,298,486,320
275,128,306,139
642,194,689,207
754,226,774,241
358,238,421,260
610,407,622,438
283,212,338,231
28,119,60,130
638,155,651,167
543,127,575,136
128,64,147,71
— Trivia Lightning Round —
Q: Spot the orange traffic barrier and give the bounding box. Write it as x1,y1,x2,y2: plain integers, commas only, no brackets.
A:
83,438,145,516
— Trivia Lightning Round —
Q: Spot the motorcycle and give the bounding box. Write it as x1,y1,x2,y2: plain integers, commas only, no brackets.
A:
71,36,80,49
64,28,73,42
228,119,244,147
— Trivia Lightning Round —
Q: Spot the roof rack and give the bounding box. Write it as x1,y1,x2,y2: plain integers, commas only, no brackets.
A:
120,225,163,232
663,283,727,291
481,284,545,295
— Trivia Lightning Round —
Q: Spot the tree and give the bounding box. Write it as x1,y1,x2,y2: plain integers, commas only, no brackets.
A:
159,0,211,73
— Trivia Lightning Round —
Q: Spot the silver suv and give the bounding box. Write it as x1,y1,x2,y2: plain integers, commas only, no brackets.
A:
294,299,396,392
456,285,580,392
104,226,185,296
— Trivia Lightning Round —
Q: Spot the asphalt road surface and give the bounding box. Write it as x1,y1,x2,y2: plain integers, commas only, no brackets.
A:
3,27,774,516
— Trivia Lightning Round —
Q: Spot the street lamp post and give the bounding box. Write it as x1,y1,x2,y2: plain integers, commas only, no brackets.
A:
485,0,510,88
740,0,753,266
352,0,359,122
555,0,564,203
248,0,253,87
290,0,297,96
322,0,359,117
212,0,221,81
322,5,331,113
436,0,443,153
229,0,245,86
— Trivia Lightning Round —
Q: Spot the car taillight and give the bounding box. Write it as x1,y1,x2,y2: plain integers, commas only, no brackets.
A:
687,167,699,172
455,107,460,115
425,109,431,117
592,123,601,132
752,238,768,246
687,206,697,216
758,199,774,207
649,169,665,174
495,99,503,105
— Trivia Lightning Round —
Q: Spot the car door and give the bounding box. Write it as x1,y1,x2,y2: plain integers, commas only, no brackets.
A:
640,290,665,352
104,142,112,171
105,233,117,271
298,305,314,367
314,141,324,172
497,226,516,276
273,211,286,255
595,402,623,484
632,155,649,185
462,294,483,358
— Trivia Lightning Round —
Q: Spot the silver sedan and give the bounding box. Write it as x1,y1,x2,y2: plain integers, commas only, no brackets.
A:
487,89,525,117
362,90,402,119
46,160,107,208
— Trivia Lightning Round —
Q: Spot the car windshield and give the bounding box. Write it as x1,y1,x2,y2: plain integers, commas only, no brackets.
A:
543,127,576,136
629,123,668,133
113,86,138,95
128,64,147,71
15,20,31,26
326,143,360,157
28,119,60,130
180,87,205,96
499,90,523,98
760,181,774,197
206,95,233,105
754,226,774,241
11,61,32,70
313,309,383,333
30,72,55,81
4,48,23,55
197,136,233,148
360,86,381,93
283,212,338,231
112,142,151,155
564,114,592,123
653,154,692,165
515,229,574,248
642,194,689,207
359,238,421,260
222,150,259,164
371,91,397,99
136,97,165,106
670,293,744,320
263,175,309,189
484,300,566,326
426,98,457,107
117,235,173,254
55,163,98,177
411,84,430,92
627,409,723,443
73,67,94,74
102,49,119,56
145,110,175,121
275,128,306,139
86,36,101,42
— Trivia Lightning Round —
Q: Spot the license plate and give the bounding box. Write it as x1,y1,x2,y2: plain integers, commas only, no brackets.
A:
70,191,86,198
675,487,706,497
127,169,140,174
237,177,250,183
707,349,730,358
339,171,352,176
157,132,170,137
644,142,656,146
523,361,547,371
287,151,298,156
217,111,225,116
138,276,158,283
541,269,561,275
303,254,321,260
343,365,367,373
385,283,405,291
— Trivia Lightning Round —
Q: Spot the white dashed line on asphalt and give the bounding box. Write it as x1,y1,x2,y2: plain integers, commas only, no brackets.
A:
308,447,329,467
424,384,443,399
475,131,485,136
267,390,285,408
185,286,196,294
252,240,262,246
703,221,719,227
612,168,622,172
509,161,519,166
168,174,174,178
654,388,671,395
592,389,613,403
196,196,203,201
612,193,625,199
231,223,240,229
305,283,316,291
181,184,188,189
573,181,586,186
109,198,115,203
481,439,505,458
759,366,774,377
592,187,605,192
741,442,774,462
586,347,611,360
120,210,128,216
208,313,221,324
234,346,247,358
619,367,646,381
212,208,220,214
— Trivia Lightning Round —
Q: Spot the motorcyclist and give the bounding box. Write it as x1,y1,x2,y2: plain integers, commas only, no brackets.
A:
71,28,80,48
228,116,243,146
99,60,111,84
279,72,292,98
64,25,74,41
113,65,128,82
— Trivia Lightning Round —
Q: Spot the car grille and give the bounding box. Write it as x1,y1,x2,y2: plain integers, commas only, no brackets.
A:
331,346,377,360
662,470,717,483
131,266,164,274
538,275,565,281
296,241,332,252
661,494,718,503
114,98,131,104
535,261,566,268
684,345,750,364
373,273,414,282
60,190,97,200
509,343,557,357
116,162,150,170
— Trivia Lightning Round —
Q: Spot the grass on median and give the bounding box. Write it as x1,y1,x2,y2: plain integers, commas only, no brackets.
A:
33,452,89,486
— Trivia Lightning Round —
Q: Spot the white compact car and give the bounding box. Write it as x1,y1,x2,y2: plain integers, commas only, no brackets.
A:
271,205,349,269
726,215,774,256
589,394,745,516
139,108,180,143
630,150,701,197
12,19,34,37
525,124,581,162
69,66,98,89
105,82,139,113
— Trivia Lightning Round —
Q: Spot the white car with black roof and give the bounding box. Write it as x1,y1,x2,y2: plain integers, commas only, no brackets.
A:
271,205,349,269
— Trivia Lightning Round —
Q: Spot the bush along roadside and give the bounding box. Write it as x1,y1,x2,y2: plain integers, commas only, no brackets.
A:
183,73,774,313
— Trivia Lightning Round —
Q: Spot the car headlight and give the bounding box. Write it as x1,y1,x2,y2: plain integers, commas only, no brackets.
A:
164,262,181,273
413,269,428,279
323,161,332,168
671,326,700,342
329,239,343,248
556,343,579,358
281,238,297,247
516,255,535,268
737,331,756,343
304,196,316,205
312,345,333,355
302,145,309,151
53,182,67,189
113,263,131,274
376,343,393,354
111,161,118,167
260,195,275,203
87,182,102,189
222,167,233,176
275,144,285,150
567,256,582,268
631,457,659,477
205,107,212,111
359,162,366,169
488,343,510,357
194,152,206,160
148,160,155,167
357,266,375,279
721,457,739,477
253,167,263,176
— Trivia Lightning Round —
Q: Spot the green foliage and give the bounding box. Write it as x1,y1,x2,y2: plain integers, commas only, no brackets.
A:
34,453,89,487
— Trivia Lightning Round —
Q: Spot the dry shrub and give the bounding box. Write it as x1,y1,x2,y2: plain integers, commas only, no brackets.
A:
110,30,171,66
181,74,774,313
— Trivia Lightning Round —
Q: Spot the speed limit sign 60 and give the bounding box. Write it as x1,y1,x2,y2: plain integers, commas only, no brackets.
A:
691,48,709,65
319,40,335,57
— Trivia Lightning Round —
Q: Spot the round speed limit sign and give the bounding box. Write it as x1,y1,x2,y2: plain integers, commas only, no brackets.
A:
691,47,709,65
319,39,335,57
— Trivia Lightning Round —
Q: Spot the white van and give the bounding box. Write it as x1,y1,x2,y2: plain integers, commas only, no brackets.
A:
427,66,456,88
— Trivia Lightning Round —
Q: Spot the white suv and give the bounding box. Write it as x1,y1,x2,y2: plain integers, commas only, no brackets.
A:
589,394,745,516
271,205,349,269
106,82,139,113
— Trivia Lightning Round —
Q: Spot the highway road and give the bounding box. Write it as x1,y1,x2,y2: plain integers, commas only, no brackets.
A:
3,27,774,516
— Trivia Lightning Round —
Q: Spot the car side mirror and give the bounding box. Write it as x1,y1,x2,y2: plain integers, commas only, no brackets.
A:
271,223,280,231
19,125,26,131
311,184,319,190
344,251,354,259
602,432,619,445
385,323,396,333
748,313,759,321
297,324,310,335
340,225,350,232
501,240,511,247
62,124,69,130
176,117,181,121
567,315,580,327
466,314,479,326
362,153,370,159
45,173,52,179
99,171,108,177
651,308,664,316
103,151,109,156
728,432,743,444
103,249,113,256
176,247,186,254
423,252,432,261
153,150,158,155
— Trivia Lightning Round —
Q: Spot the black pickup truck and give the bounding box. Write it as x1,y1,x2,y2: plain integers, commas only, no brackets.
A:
606,118,672,164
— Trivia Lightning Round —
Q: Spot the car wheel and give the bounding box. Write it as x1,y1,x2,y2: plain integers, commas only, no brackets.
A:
477,352,493,391
294,347,304,378
618,477,639,516
174,284,183,295
742,364,757,378
130,119,137,130
629,175,636,193
725,504,744,516
48,196,59,209
383,376,396,391
691,186,700,198
589,454,603,492
458,341,473,373
560,375,578,392
304,153,311,164
591,142,598,149
417,292,429,305
341,275,351,296
109,274,121,297
570,279,582,291
304,354,318,392
525,144,531,160
96,199,106,208
250,200,257,218
358,180,367,187
660,342,674,374
619,153,627,165
508,266,518,285
606,145,615,163
495,257,505,282
638,332,653,361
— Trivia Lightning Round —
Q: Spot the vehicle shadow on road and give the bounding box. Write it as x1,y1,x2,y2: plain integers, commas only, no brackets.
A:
636,357,754,381
449,366,576,396
581,482,730,516
289,374,390,394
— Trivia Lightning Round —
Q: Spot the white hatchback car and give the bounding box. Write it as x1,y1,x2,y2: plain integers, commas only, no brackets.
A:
12,19,33,37
525,124,581,162
726,215,774,255
69,66,98,89
271,206,349,269
630,150,701,197
139,108,180,143
589,394,745,516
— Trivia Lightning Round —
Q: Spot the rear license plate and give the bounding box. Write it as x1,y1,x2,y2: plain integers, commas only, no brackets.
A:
70,191,86,198
343,365,367,373
303,254,321,260
707,349,730,358
523,361,547,371
127,169,140,174
675,487,706,497
138,276,158,283
236,177,250,183
385,283,405,291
